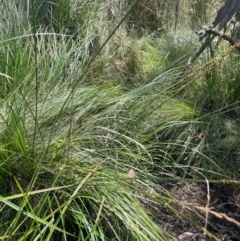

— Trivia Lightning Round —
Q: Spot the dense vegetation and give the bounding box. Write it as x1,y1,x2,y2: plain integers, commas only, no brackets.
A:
0,0,240,240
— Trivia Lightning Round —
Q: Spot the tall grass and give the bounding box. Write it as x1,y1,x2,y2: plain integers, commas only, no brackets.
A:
0,0,240,240
0,0,172,240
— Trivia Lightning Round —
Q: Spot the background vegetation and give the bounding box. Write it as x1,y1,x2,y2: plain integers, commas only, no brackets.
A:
0,0,239,240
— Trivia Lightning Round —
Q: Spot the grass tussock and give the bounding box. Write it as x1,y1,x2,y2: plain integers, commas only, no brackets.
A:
0,0,240,240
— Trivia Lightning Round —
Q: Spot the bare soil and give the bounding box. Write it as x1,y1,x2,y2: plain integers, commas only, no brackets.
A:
145,182,240,241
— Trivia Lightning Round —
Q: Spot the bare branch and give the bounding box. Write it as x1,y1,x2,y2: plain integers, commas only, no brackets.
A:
196,28,240,51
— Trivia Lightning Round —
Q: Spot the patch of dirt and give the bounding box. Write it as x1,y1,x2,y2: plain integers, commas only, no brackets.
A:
144,182,240,241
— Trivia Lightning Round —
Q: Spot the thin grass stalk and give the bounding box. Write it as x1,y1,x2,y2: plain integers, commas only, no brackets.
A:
30,0,39,151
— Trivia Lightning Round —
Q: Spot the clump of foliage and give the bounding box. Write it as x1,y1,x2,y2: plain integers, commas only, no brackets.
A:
1,0,240,240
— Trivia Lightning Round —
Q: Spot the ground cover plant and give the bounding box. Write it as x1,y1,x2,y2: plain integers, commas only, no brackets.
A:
0,0,240,240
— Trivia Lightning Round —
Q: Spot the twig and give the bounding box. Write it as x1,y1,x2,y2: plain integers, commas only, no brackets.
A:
196,28,240,49
173,28,240,84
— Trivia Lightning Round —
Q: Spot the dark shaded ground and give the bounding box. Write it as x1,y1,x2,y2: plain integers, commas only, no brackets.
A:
143,182,240,241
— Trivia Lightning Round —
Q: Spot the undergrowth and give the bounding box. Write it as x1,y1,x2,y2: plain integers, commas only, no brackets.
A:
0,0,240,240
